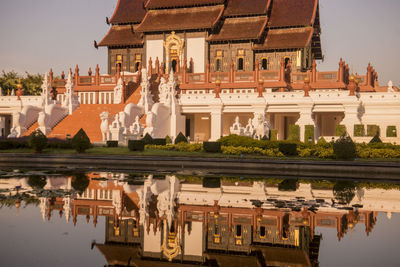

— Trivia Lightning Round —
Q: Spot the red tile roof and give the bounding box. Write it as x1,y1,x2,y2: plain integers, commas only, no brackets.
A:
208,16,268,41
135,5,224,32
253,27,314,50
225,0,271,17
146,0,225,9
109,0,147,25
269,0,318,28
98,25,143,47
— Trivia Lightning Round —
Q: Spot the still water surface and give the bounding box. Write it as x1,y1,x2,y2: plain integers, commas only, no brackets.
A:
0,170,399,267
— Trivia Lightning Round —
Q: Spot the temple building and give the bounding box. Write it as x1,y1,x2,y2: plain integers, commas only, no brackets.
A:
0,0,399,143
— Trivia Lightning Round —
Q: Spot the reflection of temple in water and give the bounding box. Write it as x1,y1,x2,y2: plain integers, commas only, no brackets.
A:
6,173,400,266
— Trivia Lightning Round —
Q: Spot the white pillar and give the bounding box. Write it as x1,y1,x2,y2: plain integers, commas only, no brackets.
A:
210,107,223,141
296,104,315,142
341,102,361,138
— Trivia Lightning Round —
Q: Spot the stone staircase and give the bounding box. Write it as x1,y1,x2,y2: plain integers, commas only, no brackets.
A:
47,104,125,142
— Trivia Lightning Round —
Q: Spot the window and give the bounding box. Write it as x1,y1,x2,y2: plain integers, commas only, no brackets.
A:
236,225,242,237
260,226,266,238
261,58,268,70
216,59,222,71
238,58,244,70
284,57,290,68
134,54,141,72
171,59,177,72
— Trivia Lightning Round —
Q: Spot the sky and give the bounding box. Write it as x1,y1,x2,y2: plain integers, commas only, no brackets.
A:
0,0,399,86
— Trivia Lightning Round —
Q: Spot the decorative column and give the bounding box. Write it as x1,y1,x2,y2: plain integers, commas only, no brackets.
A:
341,101,361,139
210,106,223,141
295,103,315,142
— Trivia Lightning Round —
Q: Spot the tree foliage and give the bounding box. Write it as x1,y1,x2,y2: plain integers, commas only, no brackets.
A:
0,70,43,96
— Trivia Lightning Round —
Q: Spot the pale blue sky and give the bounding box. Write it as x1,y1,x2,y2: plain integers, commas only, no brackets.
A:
0,0,399,86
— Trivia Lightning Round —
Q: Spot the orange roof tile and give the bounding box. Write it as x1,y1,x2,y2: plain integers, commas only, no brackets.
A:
269,0,318,28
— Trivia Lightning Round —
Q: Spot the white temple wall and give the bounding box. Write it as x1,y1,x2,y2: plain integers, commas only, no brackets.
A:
144,225,162,253
184,222,203,256
193,113,211,142
146,39,164,68
186,37,205,73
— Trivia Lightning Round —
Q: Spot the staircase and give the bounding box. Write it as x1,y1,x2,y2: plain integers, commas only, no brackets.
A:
47,104,125,142
24,122,39,136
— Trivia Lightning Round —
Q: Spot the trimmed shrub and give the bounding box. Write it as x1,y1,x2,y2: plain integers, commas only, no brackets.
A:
317,137,328,146
278,179,298,191
278,142,298,156
0,138,29,150
28,176,47,189
386,126,397,137
71,129,91,153
174,132,188,144
47,138,73,149
354,124,365,137
71,173,90,194
203,142,221,153
218,135,263,148
152,138,167,146
270,129,278,141
335,125,346,136
333,181,356,204
28,129,48,153
304,125,314,143
106,141,118,147
128,140,145,151
369,133,382,144
333,135,356,160
142,133,153,145
165,135,172,144
367,125,380,137
288,125,300,141
203,177,221,188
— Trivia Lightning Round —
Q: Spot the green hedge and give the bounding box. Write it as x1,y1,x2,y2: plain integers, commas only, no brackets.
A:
71,129,91,153
333,135,356,160
175,132,188,144
106,141,118,147
29,130,48,153
166,135,172,144
335,125,346,136
152,138,167,146
142,133,153,145
278,142,298,156
128,140,145,151
270,129,278,141
367,125,380,137
387,126,397,137
304,125,314,143
288,125,300,141
203,142,221,153
354,124,365,137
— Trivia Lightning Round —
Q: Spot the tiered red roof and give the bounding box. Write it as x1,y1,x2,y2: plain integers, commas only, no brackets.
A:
109,0,147,25
268,0,318,28
224,0,271,17
99,25,143,47
135,5,224,32
208,16,268,41
253,27,314,50
145,0,225,9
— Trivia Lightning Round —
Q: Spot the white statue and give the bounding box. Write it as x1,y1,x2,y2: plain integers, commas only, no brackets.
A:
8,111,26,138
109,113,124,141
41,73,51,107
158,77,170,105
100,111,110,141
230,116,244,135
11,89,15,96
244,118,255,137
114,77,123,104
143,112,155,137
62,70,79,114
37,111,51,135
388,80,395,92
130,115,144,136
253,114,271,139
138,68,153,112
